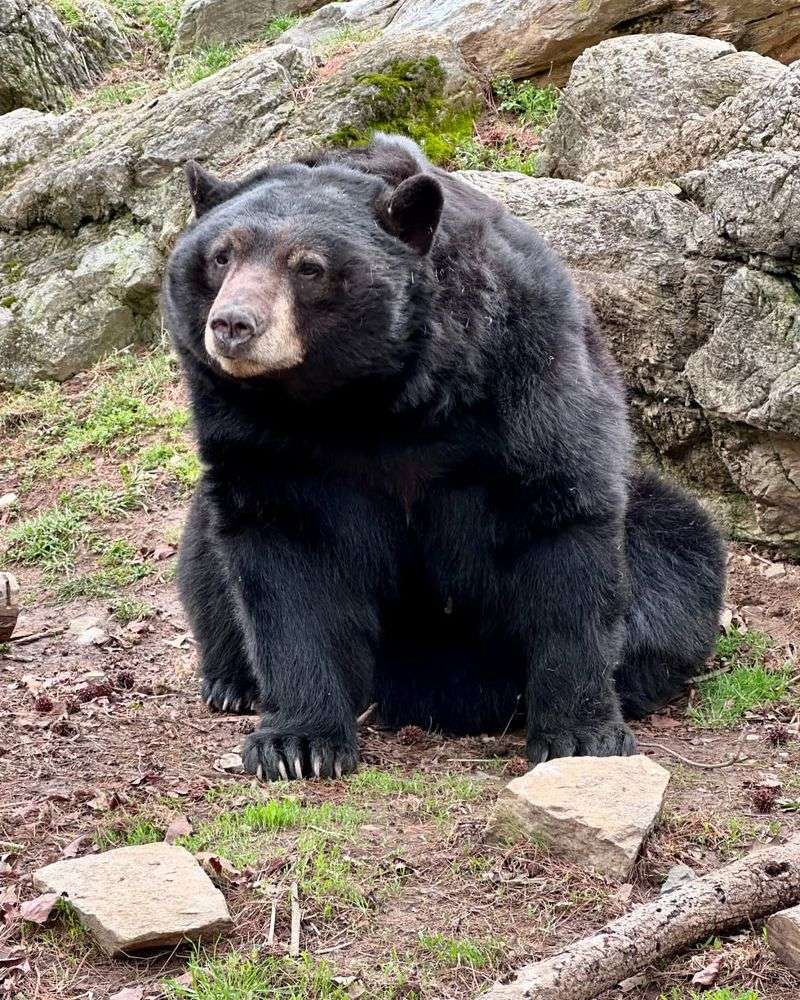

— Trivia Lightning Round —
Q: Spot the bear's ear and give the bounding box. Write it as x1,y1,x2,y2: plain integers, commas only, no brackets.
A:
184,160,234,217
382,174,443,254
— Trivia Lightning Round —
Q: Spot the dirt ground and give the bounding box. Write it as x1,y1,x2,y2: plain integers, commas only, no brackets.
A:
1,348,799,1000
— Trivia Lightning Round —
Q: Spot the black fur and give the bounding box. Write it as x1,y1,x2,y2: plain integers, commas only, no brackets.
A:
163,135,725,780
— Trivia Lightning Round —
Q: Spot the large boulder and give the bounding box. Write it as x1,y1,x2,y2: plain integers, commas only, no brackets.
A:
173,0,328,56
0,33,480,386
0,0,128,114
542,34,784,186
283,0,800,84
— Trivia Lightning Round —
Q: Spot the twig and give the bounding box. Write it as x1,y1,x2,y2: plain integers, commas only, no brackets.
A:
9,627,66,645
356,702,378,727
267,898,277,947
290,881,301,957
638,741,746,770
499,694,523,739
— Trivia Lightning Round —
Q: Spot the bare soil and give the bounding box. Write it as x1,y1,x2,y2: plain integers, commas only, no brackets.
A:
1,358,799,1000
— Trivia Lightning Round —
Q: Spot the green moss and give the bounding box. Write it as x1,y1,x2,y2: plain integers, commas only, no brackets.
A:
328,57,480,166
0,295,17,308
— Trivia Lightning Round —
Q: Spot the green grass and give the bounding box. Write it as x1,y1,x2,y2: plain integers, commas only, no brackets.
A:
417,932,502,969
660,990,759,1000
175,45,239,86
316,25,381,60
689,629,794,727
109,0,182,50
138,441,201,491
96,818,163,849
164,949,351,999
348,768,481,821
452,137,538,175
88,81,148,109
263,14,300,42
177,799,362,868
110,596,153,624
492,78,559,128
50,0,85,28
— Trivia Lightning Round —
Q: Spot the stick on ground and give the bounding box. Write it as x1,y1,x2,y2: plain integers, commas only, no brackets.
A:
289,881,301,958
481,839,800,1000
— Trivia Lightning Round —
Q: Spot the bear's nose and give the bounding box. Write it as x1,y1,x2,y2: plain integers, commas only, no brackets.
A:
209,306,258,356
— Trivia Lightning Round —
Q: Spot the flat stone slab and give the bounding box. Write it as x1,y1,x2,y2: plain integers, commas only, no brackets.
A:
768,903,800,970
486,754,670,878
33,843,232,955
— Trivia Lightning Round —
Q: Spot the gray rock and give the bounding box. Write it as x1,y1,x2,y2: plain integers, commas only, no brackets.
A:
0,108,86,189
33,843,232,955
486,755,670,878
768,903,800,970
173,0,327,55
0,0,128,114
543,33,784,186
661,863,696,894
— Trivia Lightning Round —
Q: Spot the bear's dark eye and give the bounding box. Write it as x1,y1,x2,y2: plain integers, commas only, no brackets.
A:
296,259,324,279
213,249,230,268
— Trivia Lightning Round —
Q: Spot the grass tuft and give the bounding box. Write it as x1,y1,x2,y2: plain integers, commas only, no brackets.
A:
417,931,503,969
174,45,239,86
492,78,559,128
689,630,794,727
263,14,300,42
164,949,350,999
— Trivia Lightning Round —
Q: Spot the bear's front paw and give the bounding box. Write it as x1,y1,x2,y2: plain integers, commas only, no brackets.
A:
242,725,359,781
201,675,261,714
526,720,636,765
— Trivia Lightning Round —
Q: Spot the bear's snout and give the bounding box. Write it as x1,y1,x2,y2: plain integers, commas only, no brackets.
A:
208,304,259,358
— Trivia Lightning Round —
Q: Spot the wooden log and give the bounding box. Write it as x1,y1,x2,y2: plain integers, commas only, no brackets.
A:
0,572,20,641
482,840,800,1000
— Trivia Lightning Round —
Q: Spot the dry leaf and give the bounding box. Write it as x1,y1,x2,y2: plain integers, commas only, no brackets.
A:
19,892,59,924
153,544,176,561
164,815,193,843
171,973,193,987
691,953,724,986
650,714,681,730
62,835,87,858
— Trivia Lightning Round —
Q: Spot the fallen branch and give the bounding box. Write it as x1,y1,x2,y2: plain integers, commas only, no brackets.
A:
481,839,800,1000
9,626,67,646
356,702,378,727
289,881,301,958
638,740,746,771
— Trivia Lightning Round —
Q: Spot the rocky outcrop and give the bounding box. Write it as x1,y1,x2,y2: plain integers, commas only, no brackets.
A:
0,33,480,385
283,0,800,84
0,1,128,114
173,0,327,55
533,33,800,552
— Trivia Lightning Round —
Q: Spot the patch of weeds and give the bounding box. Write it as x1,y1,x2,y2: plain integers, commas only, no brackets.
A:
451,137,538,175
492,77,559,128
164,948,350,999
690,629,793,727
174,45,239,86
56,537,151,602
417,931,503,969
138,441,201,491
178,799,362,867
660,990,760,1000
263,14,300,42
4,503,87,572
50,0,85,28
109,0,182,50
316,25,381,60
32,897,94,956
96,817,164,849
348,768,481,820
295,831,368,918
89,81,148,108
110,596,153,624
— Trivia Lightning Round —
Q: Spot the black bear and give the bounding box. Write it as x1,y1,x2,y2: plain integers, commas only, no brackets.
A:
163,134,725,781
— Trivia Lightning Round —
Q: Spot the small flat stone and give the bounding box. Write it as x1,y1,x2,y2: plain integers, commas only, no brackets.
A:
33,843,232,955
69,614,103,634
768,904,800,970
661,863,697,894
215,752,244,773
486,755,670,878
0,491,17,509
763,562,787,579
76,626,108,646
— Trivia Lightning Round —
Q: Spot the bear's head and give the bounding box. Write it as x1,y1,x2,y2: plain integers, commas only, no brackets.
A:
163,148,443,394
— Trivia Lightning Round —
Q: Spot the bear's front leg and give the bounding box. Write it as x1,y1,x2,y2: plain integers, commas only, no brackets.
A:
211,485,387,781
516,522,636,764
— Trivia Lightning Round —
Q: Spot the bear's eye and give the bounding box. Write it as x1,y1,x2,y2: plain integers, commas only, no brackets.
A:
213,249,230,268
295,258,325,279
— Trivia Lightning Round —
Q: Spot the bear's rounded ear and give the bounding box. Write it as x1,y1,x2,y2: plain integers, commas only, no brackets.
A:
382,174,443,254
184,160,234,217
